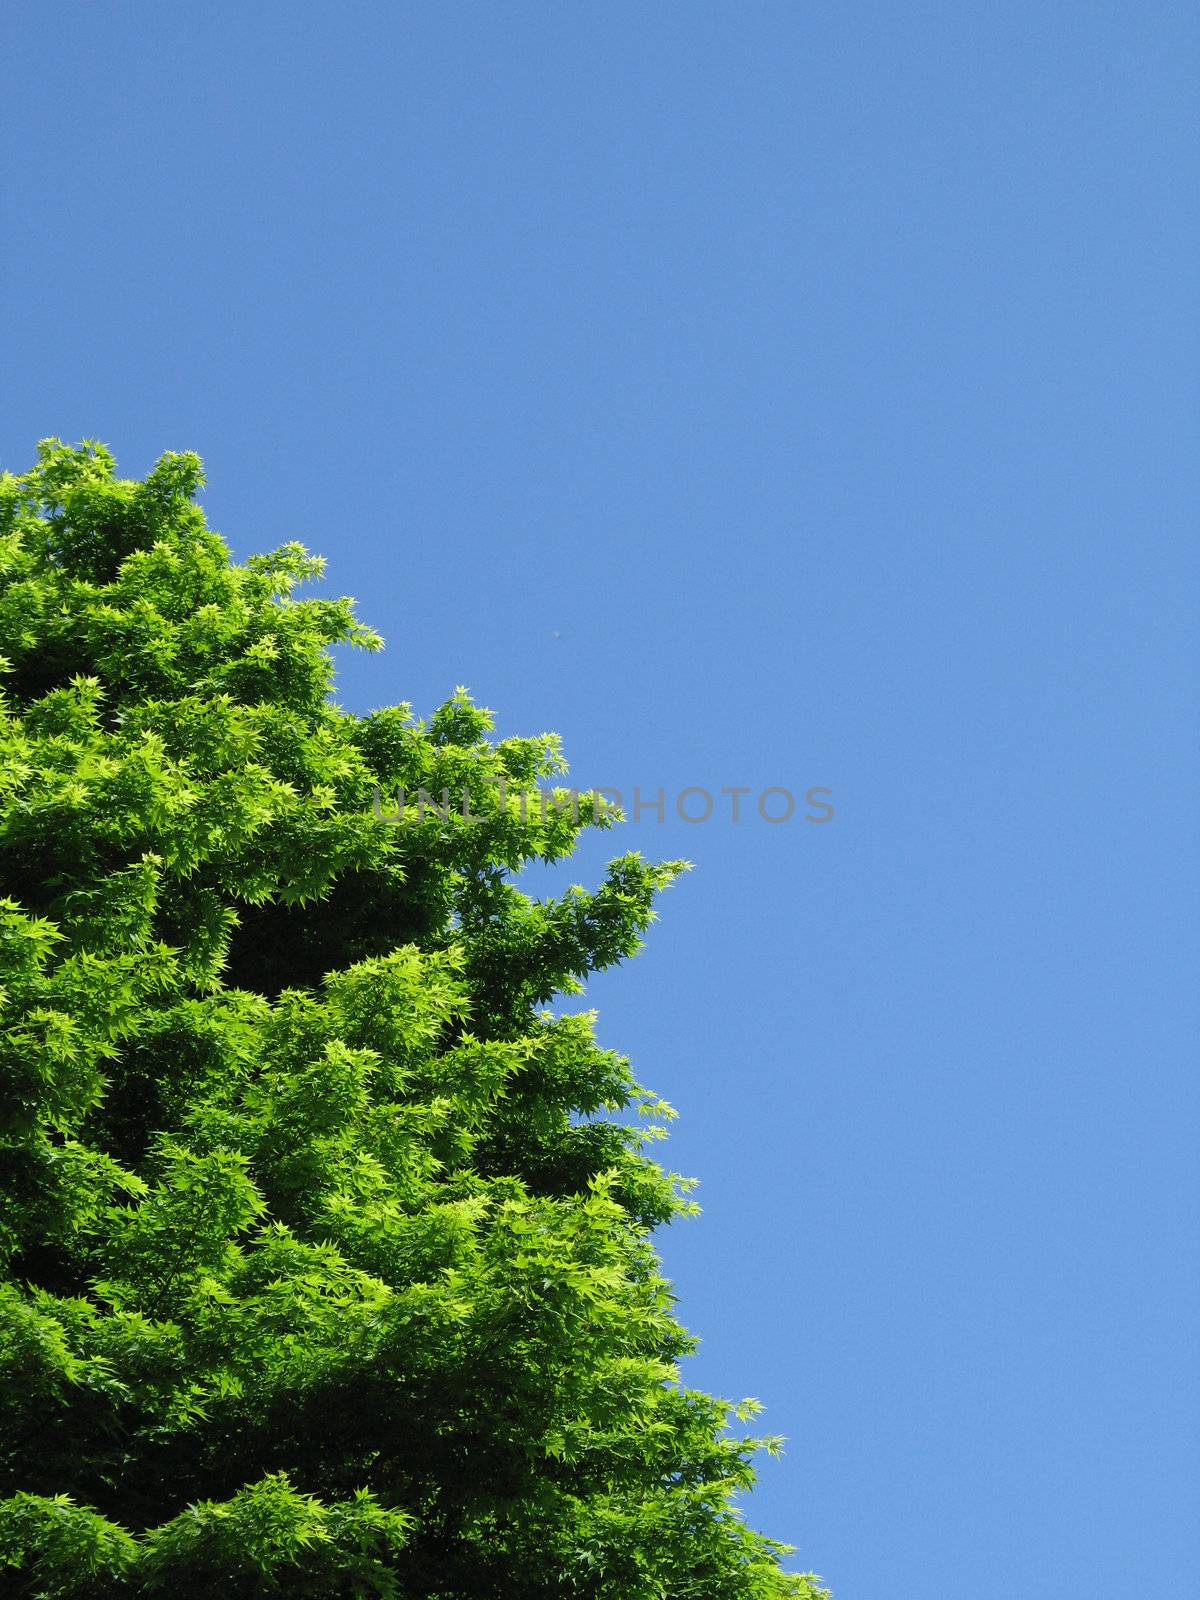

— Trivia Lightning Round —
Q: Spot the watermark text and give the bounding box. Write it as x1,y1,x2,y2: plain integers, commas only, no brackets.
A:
371,782,834,826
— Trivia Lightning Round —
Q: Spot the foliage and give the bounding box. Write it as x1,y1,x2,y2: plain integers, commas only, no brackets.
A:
0,440,827,1596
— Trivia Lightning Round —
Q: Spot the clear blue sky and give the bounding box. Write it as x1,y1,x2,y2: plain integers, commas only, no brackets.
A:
3,5,1197,1595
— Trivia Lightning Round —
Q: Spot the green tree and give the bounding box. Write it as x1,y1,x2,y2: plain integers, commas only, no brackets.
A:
0,440,826,1598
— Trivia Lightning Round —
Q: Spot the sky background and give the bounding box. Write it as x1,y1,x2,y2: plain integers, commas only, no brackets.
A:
3,4,1198,1595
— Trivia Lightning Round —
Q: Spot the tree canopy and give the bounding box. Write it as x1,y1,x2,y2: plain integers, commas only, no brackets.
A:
0,440,826,1598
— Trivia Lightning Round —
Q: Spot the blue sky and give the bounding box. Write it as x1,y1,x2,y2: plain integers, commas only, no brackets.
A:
3,4,1197,1594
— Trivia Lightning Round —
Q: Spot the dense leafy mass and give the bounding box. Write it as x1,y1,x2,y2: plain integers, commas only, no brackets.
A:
0,442,825,1598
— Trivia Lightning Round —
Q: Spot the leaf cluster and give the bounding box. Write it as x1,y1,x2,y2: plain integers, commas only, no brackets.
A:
0,443,826,1597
